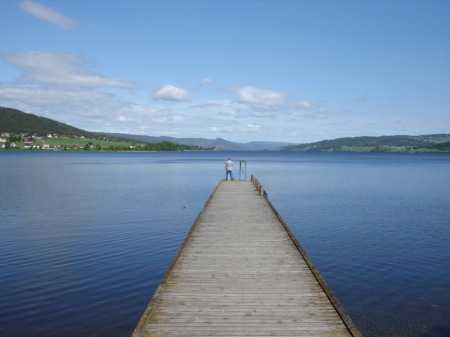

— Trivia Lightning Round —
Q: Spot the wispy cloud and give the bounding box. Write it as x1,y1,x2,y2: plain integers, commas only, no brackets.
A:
209,123,261,134
226,86,288,109
1,52,135,89
200,78,213,85
284,99,328,121
0,51,207,136
0,50,330,142
296,100,321,110
0,51,158,134
153,84,191,102
19,0,77,30
194,99,247,118
0,82,178,133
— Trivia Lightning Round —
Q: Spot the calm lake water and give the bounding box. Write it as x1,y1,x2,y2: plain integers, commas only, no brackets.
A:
1,151,449,337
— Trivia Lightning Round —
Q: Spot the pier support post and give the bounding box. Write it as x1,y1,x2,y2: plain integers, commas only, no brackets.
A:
251,177,264,196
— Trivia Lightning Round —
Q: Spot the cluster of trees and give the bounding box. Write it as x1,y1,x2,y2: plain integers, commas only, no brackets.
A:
426,141,450,151
106,141,209,151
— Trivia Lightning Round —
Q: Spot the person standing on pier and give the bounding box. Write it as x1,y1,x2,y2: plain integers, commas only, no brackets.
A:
225,157,234,181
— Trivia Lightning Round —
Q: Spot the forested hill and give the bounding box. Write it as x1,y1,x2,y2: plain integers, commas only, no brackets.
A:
282,135,450,152
0,107,93,137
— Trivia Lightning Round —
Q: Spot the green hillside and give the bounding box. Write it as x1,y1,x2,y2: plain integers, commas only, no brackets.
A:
282,135,450,152
0,106,93,136
0,107,207,151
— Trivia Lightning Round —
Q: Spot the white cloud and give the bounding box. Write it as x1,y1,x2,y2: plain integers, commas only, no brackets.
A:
251,110,277,117
208,123,261,134
1,52,136,89
0,83,118,108
0,51,194,136
295,100,326,111
0,49,335,142
296,100,315,109
285,100,328,121
200,78,213,85
153,84,191,102
19,0,77,30
195,99,246,118
226,86,288,109
0,83,173,132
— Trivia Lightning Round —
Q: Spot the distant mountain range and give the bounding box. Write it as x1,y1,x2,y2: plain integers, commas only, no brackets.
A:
1,106,449,152
0,107,295,150
95,132,294,151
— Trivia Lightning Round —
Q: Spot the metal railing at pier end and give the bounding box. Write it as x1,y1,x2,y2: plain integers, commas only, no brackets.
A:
239,160,247,181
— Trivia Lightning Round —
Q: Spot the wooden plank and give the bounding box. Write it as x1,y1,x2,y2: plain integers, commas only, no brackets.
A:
132,180,362,337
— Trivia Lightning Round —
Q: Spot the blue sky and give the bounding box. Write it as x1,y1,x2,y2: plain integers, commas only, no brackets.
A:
1,0,449,143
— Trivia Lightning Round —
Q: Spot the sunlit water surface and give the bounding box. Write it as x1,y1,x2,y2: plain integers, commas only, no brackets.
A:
1,151,449,337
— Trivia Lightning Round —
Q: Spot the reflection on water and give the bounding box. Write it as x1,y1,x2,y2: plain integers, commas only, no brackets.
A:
1,151,449,337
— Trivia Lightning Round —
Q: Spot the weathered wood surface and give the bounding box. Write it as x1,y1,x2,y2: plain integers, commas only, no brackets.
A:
132,180,361,337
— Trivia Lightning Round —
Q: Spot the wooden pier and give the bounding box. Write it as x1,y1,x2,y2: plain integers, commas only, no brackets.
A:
132,179,362,337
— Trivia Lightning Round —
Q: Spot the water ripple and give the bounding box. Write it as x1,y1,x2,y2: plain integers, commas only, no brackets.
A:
1,151,449,337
